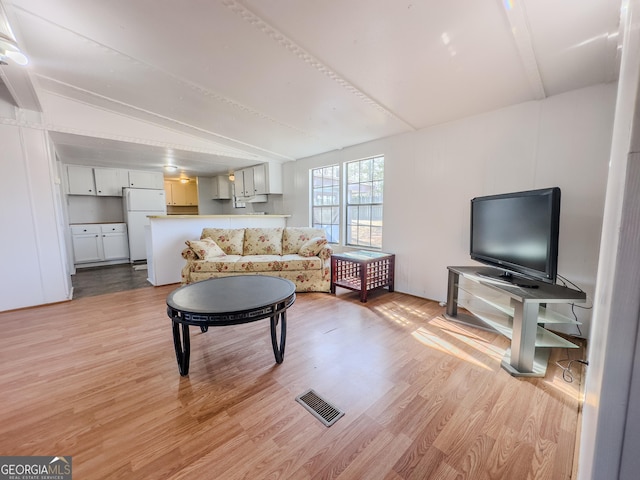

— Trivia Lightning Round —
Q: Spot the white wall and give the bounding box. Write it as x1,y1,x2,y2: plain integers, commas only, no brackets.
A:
0,114,71,311
195,177,225,215
578,0,640,478
285,83,616,337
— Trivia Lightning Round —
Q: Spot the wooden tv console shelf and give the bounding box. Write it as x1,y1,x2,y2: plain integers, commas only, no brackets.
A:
445,266,587,377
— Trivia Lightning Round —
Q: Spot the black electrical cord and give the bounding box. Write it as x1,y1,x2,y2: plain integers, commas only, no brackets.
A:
556,347,589,382
556,273,584,293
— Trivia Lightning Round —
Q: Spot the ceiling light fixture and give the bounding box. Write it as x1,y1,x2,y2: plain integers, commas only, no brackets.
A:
0,6,28,66
180,177,189,184
0,48,28,65
164,165,178,173
229,172,235,182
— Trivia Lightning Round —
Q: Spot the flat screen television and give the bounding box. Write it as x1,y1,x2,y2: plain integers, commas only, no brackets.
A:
470,187,561,286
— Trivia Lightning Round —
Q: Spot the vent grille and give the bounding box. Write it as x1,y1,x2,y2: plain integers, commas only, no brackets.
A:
295,389,344,427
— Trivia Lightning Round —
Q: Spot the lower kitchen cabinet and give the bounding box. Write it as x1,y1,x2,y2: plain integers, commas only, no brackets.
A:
71,223,129,265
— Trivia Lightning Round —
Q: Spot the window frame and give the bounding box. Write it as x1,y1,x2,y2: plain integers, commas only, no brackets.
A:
310,164,341,244
344,155,384,249
309,155,384,249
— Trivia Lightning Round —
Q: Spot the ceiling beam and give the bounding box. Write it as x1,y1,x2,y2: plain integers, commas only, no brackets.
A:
0,0,41,111
500,0,546,100
0,64,41,111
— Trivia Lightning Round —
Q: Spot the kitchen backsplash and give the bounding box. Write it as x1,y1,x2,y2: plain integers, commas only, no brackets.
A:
68,196,125,224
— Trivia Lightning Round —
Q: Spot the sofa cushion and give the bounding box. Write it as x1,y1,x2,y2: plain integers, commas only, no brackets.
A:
187,255,242,273
243,228,284,255
185,238,226,260
201,228,245,255
234,255,288,272
280,254,323,271
282,227,327,254
298,236,328,257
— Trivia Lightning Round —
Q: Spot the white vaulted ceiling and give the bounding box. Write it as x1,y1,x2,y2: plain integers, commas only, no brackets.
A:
0,0,623,177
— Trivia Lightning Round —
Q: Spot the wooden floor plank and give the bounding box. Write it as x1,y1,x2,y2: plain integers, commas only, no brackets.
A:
0,286,583,479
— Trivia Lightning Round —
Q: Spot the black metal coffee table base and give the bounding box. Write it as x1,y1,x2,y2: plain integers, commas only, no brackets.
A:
169,303,289,376
166,276,296,376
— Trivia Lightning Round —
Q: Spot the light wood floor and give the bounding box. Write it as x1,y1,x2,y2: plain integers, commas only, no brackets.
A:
0,285,585,479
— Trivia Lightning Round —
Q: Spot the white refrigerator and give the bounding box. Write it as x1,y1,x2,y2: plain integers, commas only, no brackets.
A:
123,188,167,262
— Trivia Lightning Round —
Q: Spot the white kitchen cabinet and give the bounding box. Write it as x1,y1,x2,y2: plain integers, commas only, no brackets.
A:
71,223,129,265
94,168,129,196
67,165,160,196
100,224,129,260
253,162,282,195
211,175,231,199
128,170,164,189
71,225,102,262
235,167,255,197
67,165,96,195
234,163,282,198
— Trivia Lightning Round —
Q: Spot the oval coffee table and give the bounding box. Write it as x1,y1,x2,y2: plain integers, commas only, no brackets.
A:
166,275,296,376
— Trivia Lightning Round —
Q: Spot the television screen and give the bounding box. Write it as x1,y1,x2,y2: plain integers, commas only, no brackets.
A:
470,187,561,284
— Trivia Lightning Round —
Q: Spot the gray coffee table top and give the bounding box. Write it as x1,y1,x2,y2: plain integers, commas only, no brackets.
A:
167,275,296,323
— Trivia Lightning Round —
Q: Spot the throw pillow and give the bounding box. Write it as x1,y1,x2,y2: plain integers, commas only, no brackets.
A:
282,227,327,254
298,236,328,257
185,238,226,260
200,228,245,255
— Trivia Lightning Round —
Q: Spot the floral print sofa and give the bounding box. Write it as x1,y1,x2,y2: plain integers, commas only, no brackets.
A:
180,227,332,292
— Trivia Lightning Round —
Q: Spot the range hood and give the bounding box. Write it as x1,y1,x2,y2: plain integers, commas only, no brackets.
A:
237,194,268,203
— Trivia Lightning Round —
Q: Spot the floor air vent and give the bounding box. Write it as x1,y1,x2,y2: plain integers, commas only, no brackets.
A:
295,389,345,427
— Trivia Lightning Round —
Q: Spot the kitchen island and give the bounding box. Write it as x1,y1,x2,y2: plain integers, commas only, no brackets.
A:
145,215,290,286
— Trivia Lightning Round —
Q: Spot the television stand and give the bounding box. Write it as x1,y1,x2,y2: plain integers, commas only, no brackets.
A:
474,271,539,288
445,266,586,377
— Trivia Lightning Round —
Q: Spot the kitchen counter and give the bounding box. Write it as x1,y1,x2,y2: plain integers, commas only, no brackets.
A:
69,222,125,225
145,214,290,286
147,214,290,219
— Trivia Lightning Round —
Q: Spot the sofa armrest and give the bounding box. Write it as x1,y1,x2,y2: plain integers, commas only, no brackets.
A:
181,247,197,260
318,244,333,261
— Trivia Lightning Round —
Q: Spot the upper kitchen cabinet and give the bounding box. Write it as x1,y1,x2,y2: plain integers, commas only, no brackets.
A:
234,163,282,199
164,180,198,206
66,165,164,195
94,168,129,196
253,162,282,195
211,175,231,200
184,182,198,205
235,167,255,197
128,170,164,189
67,165,96,195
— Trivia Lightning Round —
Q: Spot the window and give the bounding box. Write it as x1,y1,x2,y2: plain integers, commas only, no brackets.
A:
346,156,384,248
311,165,340,243
310,156,384,248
